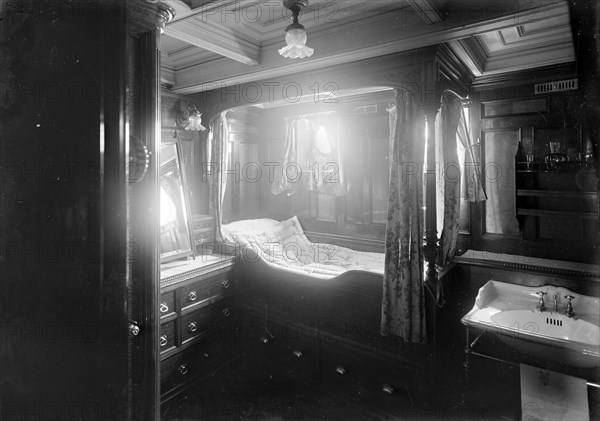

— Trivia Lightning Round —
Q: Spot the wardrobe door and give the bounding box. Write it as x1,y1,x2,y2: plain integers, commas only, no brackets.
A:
0,2,171,420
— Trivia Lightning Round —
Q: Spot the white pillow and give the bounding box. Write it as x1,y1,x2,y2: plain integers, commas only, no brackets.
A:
222,218,282,243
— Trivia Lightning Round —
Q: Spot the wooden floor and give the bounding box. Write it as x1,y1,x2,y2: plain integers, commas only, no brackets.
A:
160,349,574,421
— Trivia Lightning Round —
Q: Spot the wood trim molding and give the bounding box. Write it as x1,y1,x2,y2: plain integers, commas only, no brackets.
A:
304,231,385,253
471,63,577,90
453,250,600,283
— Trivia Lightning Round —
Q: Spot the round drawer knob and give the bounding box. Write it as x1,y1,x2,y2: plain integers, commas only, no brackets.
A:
292,350,303,358
221,279,230,289
159,302,169,313
159,335,168,347
188,321,198,333
382,384,394,394
335,366,346,375
260,336,269,344
222,307,231,318
178,364,188,375
188,291,197,302
128,322,140,336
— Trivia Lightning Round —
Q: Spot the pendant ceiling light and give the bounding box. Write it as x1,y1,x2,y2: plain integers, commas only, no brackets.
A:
278,0,314,59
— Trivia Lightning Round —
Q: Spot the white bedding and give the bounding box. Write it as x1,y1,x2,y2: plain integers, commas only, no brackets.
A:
222,216,385,279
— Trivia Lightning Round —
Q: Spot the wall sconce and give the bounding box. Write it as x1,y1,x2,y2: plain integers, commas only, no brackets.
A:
175,104,206,135
278,0,314,59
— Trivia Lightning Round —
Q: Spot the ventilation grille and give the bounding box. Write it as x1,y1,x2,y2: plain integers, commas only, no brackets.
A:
354,104,378,115
546,317,563,327
534,79,578,94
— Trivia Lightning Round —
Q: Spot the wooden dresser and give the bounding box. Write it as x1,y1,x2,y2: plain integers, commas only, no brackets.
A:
160,254,238,402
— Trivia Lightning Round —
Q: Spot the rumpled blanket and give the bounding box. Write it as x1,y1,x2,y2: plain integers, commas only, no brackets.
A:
222,216,384,279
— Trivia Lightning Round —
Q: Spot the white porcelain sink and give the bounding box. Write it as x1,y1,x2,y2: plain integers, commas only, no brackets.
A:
462,281,600,369
490,309,600,346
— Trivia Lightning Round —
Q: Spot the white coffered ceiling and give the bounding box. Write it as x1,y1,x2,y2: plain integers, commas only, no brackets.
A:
160,0,575,94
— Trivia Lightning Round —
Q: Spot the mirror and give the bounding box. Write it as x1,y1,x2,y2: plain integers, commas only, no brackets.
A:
160,142,195,263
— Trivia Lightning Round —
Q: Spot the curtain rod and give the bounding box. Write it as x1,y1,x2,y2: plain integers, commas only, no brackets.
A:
286,110,336,120
441,89,470,103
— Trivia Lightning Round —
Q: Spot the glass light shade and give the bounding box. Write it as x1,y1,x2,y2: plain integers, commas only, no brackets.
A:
278,27,314,59
184,112,205,131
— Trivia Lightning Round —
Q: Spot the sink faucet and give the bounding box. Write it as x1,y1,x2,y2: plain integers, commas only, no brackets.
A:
536,291,547,312
564,295,575,318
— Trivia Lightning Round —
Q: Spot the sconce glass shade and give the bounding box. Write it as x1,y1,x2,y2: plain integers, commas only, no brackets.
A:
278,22,313,59
185,111,205,131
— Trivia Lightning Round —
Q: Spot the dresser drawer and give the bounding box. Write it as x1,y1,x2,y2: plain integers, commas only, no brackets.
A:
320,337,419,412
160,347,200,396
180,298,235,344
179,271,234,311
159,291,176,318
159,320,177,353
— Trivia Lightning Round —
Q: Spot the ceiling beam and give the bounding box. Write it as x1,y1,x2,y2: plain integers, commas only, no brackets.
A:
165,18,260,66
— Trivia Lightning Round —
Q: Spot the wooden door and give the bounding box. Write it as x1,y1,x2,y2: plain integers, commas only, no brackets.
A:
0,2,168,419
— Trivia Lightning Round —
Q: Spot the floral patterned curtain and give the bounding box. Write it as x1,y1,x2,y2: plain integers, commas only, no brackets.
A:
437,98,462,268
380,89,427,344
207,110,229,244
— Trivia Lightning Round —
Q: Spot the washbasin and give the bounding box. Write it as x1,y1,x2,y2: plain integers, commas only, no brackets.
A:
462,280,600,369
490,309,600,347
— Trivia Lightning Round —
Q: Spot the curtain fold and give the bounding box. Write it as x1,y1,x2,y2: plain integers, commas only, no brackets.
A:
438,99,462,268
271,116,301,195
380,89,427,344
457,107,487,202
271,115,345,196
208,111,229,244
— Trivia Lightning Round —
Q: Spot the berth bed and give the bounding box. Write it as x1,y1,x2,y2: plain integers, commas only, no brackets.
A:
222,217,424,359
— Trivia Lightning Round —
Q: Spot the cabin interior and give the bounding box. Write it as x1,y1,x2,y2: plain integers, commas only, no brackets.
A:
2,0,599,420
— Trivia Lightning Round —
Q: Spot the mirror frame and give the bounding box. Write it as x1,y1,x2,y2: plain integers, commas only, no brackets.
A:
160,140,196,263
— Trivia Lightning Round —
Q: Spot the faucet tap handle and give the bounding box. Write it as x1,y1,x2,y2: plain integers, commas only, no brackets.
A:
535,291,547,312
564,295,575,317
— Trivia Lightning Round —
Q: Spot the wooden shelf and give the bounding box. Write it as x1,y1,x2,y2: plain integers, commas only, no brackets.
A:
517,189,597,198
517,208,598,219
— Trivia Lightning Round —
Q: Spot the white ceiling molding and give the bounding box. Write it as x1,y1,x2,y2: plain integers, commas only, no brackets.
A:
170,1,571,94
446,39,485,77
484,42,575,74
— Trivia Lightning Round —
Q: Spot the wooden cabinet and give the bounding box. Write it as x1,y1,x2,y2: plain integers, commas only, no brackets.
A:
159,255,238,402
516,161,598,254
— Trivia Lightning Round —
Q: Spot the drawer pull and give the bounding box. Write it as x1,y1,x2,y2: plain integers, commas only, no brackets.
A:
203,353,210,358
335,366,346,375
382,384,394,394
128,322,140,336
188,321,198,333
188,291,197,302
221,279,230,289
292,350,303,358
222,307,231,318
178,364,188,375
260,336,269,344
159,335,168,347
159,302,169,313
